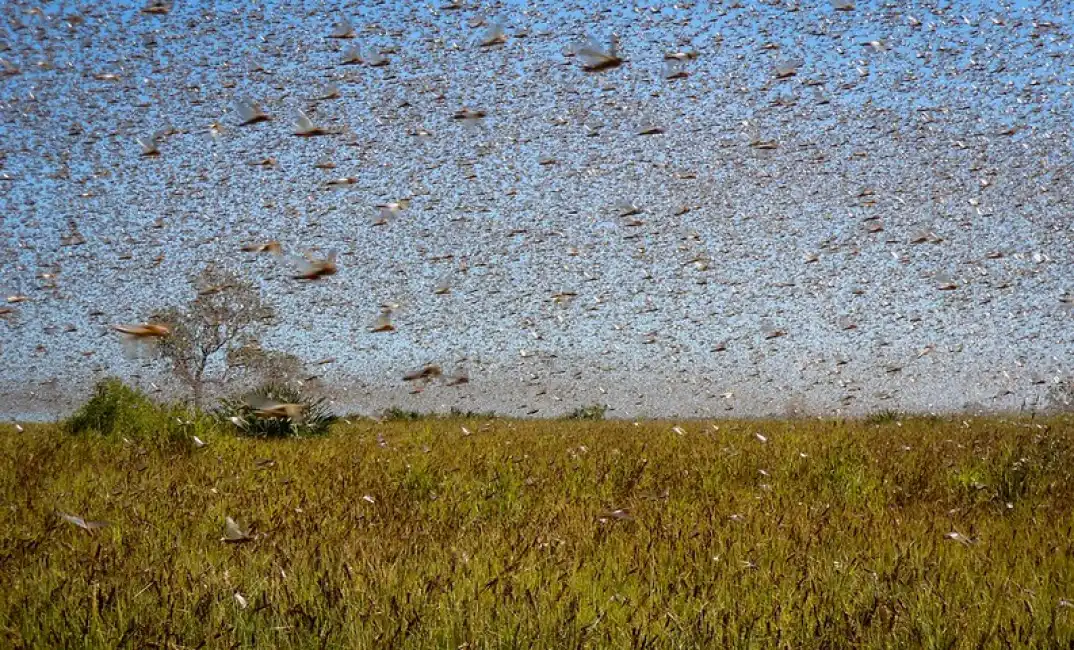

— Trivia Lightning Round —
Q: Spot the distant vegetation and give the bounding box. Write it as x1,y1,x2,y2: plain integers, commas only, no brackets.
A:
380,406,425,421
865,408,902,424
566,403,607,420
6,389,1073,647
378,406,500,421
67,378,332,442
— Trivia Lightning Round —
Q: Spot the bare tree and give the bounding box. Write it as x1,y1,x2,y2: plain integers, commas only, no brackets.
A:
226,344,308,390
153,266,274,407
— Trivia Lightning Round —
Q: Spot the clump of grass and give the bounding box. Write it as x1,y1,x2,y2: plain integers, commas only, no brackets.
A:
5,416,1074,647
381,406,424,421
865,408,901,424
448,406,498,419
566,403,607,420
216,382,333,437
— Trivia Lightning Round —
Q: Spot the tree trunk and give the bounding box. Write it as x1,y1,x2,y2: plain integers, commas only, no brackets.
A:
192,358,208,410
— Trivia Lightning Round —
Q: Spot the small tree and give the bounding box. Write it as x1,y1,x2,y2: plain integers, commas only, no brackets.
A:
153,266,274,407
227,343,308,390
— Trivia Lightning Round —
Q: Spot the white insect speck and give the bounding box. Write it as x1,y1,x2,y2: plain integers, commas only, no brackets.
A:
341,45,362,64
329,18,354,39
293,110,326,136
235,99,268,125
222,517,251,543
137,132,161,156
59,512,109,531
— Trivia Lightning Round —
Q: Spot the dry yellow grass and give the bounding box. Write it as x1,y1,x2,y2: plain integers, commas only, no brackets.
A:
2,413,1074,647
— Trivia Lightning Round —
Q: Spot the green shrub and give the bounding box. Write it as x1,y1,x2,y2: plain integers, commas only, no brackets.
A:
216,382,334,437
66,378,208,449
66,378,161,438
566,404,606,420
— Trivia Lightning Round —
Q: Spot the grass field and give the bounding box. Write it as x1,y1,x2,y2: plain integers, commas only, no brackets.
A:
2,412,1074,648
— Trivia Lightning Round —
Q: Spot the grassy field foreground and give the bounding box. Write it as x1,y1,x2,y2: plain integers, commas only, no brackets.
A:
2,416,1074,648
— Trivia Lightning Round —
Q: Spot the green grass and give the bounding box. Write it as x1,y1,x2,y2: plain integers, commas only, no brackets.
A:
2,413,1074,648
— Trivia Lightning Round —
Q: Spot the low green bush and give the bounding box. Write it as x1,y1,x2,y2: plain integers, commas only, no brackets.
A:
566,404,607,420
67,378,161,438
66,378,210,449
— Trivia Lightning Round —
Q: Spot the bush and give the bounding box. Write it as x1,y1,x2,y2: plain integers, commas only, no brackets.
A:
66,378,199,448
67,378,160,438
216,382,334,437
566,404,607,420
